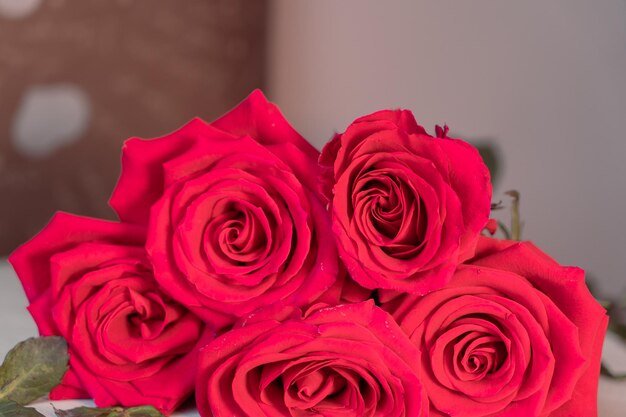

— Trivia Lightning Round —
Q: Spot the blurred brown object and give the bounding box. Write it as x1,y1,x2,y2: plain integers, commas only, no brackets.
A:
0,0,267,255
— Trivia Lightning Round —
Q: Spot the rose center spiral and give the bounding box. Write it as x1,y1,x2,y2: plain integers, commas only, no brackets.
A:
125,289,167,339
204,200,272,267
355,171,427,252
451,330,508,382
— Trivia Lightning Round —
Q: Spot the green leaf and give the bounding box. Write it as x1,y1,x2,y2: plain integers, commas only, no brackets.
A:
54,406,164,417
0,400,45,417
601,362,626,381
0,337,68,405
610,321,626,341
474,141,502,187
504,190,522,241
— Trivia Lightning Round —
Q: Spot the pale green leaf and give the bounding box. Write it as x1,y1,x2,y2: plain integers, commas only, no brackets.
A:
54,405,164,417
0,400,45,417
0,337,68,405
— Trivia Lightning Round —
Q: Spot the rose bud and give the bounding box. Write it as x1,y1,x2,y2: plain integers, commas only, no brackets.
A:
9,213,211,414
320,111,491,294
109,90,339,329
385,236,608,417
196,301,429,417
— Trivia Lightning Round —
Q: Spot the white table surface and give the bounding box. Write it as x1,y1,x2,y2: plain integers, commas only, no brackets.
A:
0,260,624,416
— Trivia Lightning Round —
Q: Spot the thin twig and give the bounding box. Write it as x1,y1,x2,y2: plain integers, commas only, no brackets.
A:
505,190,521,240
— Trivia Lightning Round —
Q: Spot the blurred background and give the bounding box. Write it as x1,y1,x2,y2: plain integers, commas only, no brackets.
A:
0,0,625,299
0,0,267,254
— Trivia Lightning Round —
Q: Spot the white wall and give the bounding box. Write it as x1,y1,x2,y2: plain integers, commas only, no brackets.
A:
267,0,626,296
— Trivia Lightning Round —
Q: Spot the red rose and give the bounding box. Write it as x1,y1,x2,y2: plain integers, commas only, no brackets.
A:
196,301,428,417
9,213,210,414
320,112,491,294
109,90,339,329
387,237,608,417
309,264,373,307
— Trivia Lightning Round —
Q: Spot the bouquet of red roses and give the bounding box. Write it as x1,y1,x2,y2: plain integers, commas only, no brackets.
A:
9,91,608,417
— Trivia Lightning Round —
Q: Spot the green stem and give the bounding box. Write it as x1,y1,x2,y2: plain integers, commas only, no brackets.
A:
497,221,511,240
505,190,521,241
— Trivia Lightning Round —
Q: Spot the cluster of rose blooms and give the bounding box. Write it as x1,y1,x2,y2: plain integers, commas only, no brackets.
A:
10,91,608,417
